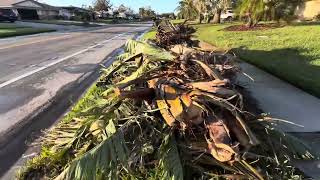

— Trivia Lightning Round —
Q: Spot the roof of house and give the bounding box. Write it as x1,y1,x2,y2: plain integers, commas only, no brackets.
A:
0,0,59,10
60,6,92,13
0,0,23,7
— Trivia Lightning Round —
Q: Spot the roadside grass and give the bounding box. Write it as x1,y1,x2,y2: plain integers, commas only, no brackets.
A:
0,27,55,38
25,19,144,26
95,19,147,24
94,19,113,24
171,19,187,24
0,23,26,29
194,22,320,97
62,84,103,123
16,83,104,179
141,28,156,41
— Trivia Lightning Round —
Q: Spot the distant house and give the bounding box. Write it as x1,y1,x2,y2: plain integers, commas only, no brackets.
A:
113,5,135,19
0,0,60,20
95,10,112,19
59,8,72,20
295,0,320,20
60,6,95,20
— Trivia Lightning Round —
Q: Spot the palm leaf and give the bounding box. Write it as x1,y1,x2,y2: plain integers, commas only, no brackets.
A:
125,39,175,61
156,134,184,180
55,120,128,180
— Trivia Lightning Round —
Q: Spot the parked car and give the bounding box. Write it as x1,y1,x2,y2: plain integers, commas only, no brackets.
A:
221,9,235,22
0,9,18,23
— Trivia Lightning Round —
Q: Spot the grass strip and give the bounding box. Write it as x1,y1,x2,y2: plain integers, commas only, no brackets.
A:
0,28,55,38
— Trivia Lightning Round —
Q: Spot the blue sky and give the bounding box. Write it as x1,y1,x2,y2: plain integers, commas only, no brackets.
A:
41,0,179,13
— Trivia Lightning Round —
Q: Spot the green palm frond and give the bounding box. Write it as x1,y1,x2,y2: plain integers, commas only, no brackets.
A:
125,39,175,61
156,134,184,180
55,120,128,180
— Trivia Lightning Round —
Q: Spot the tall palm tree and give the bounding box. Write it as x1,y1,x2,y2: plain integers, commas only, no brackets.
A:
209,0,232,23
176,0,198,20
193,0,207,23
238,0,264,27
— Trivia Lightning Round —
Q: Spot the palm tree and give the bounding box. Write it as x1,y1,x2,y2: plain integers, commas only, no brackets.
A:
209,0,232,23
238,0,265,27
193,0,207,23
176,0,198,20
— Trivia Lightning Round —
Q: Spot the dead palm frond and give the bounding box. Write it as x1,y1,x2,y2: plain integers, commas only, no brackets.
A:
18,22,317,180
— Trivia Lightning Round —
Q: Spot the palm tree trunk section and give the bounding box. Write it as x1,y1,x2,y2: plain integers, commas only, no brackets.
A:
212,8,222,24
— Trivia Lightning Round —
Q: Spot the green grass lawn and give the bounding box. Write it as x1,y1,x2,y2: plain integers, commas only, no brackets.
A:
195,22,320,97
23,20,100,27
0,23,25,29
0,23,55,38
26,19,143,26
95,19,145,24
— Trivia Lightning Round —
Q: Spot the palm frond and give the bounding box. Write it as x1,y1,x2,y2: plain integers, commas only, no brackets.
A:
55,120,128,180
156,134,184,180
125,39,175,61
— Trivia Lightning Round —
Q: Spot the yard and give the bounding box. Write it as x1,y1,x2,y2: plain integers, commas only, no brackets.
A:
22,20,101,27
24,19,143,27
145,21,320,98
0,23,55,38
194,22,320,97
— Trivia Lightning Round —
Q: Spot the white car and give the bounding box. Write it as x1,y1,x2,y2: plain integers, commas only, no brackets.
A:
221,9,235,22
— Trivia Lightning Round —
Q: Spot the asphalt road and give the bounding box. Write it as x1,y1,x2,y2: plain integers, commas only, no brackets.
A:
0,23,151,178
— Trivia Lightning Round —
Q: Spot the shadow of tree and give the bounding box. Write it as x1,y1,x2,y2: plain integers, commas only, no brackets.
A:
291,21,320,27
231,46,320,98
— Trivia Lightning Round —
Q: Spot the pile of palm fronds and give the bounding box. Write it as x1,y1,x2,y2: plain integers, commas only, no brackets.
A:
18,36,317,179
155,20,195,48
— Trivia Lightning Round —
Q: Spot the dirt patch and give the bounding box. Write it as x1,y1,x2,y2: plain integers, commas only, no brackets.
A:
224,24,282,31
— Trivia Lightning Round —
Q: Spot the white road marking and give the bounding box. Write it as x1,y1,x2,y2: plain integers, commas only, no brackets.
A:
22,153,38,159
0,27,143,89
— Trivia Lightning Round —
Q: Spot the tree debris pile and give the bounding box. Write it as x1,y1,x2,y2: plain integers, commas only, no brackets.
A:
155,20,195,48
18,30,316,179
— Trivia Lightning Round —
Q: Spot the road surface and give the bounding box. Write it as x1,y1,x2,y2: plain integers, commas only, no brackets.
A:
0,23,151,178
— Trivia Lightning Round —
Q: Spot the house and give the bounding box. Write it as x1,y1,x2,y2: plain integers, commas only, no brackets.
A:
95,10,112,19
113,5,135,19
0,0,60,20
295,0,320,20
59,8,72,20
60,6,95,20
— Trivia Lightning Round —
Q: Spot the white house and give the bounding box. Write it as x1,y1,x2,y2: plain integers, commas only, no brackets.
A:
59,8,72,19
295,0,320,20
0,0,60,20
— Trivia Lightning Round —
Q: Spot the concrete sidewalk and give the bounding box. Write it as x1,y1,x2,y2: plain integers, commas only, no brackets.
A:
237,61,320,179
237,62,320,133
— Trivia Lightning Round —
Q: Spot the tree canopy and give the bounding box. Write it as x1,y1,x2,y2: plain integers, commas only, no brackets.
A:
238,0,304,27
93,0,111,12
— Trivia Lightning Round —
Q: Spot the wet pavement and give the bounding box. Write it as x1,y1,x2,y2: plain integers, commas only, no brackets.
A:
0,23,151,179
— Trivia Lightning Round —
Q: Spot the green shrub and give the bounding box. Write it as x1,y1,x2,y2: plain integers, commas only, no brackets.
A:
314,13,320,21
